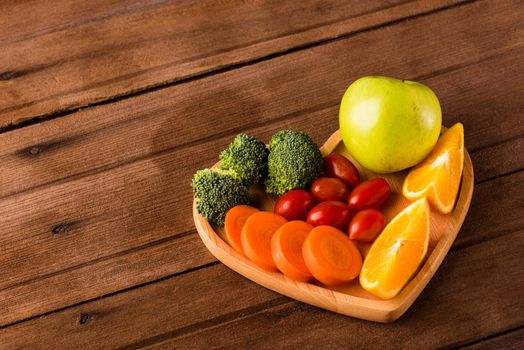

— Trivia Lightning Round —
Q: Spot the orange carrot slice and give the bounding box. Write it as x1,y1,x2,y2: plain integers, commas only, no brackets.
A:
225,205,260,254
271,221,314,282
302,225,362,285
241,212,288,271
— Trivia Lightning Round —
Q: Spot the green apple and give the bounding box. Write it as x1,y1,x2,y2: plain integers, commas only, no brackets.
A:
339,76,441,173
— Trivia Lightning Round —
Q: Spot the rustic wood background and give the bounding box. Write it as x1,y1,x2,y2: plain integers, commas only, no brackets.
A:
0,0,523,348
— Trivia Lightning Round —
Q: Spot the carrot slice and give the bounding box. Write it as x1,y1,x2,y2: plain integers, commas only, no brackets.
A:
241,212,287,271
271,221,314,282
225,205,260,254
302,225,362,285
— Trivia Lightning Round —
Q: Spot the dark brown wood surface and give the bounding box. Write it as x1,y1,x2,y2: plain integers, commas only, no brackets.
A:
0,0,522,348
0,0,462,128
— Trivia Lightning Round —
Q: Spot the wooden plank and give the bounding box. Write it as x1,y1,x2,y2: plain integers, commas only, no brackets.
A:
0,0,147,43
471,136,524,184
0,264,284,349
139,231,524,350
1,229,521,349
0,0,457,127
451,170,523,249
0,107,342,295
0,234,218,327
1,2,523,199
0,149,520,327
460,327,524,350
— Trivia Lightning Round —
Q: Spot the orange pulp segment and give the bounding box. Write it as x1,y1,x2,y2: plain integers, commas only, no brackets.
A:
402,123,464,214
360,198,430,299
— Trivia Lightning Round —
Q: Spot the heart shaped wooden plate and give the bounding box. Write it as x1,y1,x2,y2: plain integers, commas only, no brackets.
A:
193,129,474,322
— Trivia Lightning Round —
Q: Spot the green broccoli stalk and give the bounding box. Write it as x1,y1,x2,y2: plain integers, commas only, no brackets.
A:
192,168,251,226
219,134,268,186
265,130,324,196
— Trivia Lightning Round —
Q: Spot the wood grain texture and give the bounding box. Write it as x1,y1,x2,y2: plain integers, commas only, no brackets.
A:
194,129,474,322
0,0,522,346
0,0,459,127
471,136,524,184
0,233,217,327
140,231,524,350
1,4,523,199
1,230,521,350
0,264,284,350
0,0,147,44
461,327,524,350
1,11,523,319
0,45,523,328
0,112,520,327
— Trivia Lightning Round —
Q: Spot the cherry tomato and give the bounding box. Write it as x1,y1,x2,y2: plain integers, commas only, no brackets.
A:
274,189,315,221
348,178,391,211
310,177,349,202
348,209,386,243
324,153,360,189
307,201,351,230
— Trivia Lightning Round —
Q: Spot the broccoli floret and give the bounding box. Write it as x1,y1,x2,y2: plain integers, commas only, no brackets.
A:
192,168,251,226
265,130,324,196
219,134,268,186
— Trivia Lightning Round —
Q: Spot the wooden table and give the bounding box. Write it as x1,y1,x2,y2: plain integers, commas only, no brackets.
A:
0,0,523,348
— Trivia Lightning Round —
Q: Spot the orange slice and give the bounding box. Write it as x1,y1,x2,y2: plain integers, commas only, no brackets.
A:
402,123,464,214
360,198,430,299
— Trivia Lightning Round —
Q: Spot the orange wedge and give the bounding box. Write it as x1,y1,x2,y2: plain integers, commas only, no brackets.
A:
360,198,430,299
402,123,464,214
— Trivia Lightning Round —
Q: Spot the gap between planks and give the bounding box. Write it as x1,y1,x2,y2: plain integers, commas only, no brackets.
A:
1,0,521,206
0,47,522,325
140,285,524,350
0,261,220,331
0,0,520,338
456,324,524,350
0,64,521,328
0,0,472,134
0,0,180,47
0,167,521,332
131,230,524,349
132,303,524,350
3,228,519,350
1,43,522,202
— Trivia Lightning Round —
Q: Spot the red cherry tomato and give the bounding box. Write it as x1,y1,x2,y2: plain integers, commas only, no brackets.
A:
307,201,351,231
324,153,360,189
348,178,391,211
274,189,315,221
348,209,386,243
310,177,349,202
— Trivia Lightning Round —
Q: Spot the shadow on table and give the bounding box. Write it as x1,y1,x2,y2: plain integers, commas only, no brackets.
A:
149,86,263,237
